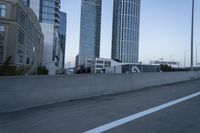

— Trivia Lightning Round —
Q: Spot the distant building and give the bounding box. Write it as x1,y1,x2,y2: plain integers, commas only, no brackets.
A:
79,0,102,66
84,58,125,74
84,58,160,74
106,64,161,74
59,12,67,72
112,0,141,63
0,0,43,68
150,60,180,67
84,58,112,73
23,0,62,75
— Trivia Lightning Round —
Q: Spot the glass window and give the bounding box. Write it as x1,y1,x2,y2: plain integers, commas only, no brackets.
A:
20,12,26,26
0,4,6,17
22,0,30,6
18,30,24,45
0,46,3,63
17,48,24,64
0,25,5,45
27,19,33,33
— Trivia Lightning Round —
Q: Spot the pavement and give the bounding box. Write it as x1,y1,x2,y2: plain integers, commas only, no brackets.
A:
0,79,200,133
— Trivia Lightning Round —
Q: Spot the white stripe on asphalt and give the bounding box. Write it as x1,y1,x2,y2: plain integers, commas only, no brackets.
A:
84,91,200,133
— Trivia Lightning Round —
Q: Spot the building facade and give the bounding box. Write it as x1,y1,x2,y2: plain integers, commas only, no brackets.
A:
79,0,102,66
23,0,63,75
105,64,161,74
59,12,67,71
84,58,120,74
0,0,43,69
112,0,141,63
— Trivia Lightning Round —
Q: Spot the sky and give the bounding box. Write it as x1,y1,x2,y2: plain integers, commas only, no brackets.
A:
61,0,200,68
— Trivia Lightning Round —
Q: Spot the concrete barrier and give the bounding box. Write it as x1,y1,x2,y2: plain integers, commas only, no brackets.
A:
0,71,200,113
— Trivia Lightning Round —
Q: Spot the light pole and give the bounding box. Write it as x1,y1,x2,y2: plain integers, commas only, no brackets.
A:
190,0,194,70
195,43,200,67
184,50,189,68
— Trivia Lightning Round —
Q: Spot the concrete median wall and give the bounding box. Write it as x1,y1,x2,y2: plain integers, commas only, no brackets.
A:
0,71,200,113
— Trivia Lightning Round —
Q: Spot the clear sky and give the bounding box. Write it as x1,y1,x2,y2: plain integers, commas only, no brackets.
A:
61,0,200,67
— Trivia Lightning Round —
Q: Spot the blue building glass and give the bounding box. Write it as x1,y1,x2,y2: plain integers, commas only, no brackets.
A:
40,0,60,26
79,0,102,65
21,0,30,6
112,0,141,63
59,12,67,69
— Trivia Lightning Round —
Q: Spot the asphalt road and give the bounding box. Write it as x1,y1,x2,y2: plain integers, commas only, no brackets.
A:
0,79,200,133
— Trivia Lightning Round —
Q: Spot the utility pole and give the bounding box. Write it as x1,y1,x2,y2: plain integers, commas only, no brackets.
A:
191,0,194,70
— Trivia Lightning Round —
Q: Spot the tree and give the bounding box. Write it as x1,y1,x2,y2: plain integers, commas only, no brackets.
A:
0,56,17,76
36,66,49,75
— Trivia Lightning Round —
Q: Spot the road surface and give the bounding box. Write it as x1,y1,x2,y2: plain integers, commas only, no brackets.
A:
0,79,200,133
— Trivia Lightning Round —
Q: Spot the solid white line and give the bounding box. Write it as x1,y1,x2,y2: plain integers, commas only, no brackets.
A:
83,91,200,133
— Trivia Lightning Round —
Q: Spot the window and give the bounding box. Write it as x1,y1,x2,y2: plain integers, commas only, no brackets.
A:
18,30,24,45
22,0,30,6
27,19,33,33
0,46,3,63
97,60,103,64
96,65,103,68
17,48,24,64
0,25,5,45
0,4,6,17
19,12,26,26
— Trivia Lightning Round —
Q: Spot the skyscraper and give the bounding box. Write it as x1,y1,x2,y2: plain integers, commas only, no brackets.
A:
22,0,63,75
79,0,102,66
112,0,141,63
59,12,67,71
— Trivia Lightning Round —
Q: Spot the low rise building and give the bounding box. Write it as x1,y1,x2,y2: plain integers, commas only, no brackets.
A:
105,64,161,74
0,0,43,70
84,58,120,74
84,58,161,74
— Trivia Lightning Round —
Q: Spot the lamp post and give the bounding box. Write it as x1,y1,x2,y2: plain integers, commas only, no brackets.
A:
190,0,194,70
196,43,200,67
184,50,189,68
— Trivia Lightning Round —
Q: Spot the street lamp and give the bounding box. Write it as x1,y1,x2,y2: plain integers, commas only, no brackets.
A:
195,43,200,67
184,49,189,68
190,0,194,70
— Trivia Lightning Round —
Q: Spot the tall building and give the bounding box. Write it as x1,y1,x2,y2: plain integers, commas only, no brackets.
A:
79,0,102,66
112,0,141,63
59,12,67,71
0,0,43,69
23,0,63,75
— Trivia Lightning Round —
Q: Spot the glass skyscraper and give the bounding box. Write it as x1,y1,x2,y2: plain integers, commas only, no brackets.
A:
59,12,67,71
22,0,66,75
79,0,102,66
112,0,140,63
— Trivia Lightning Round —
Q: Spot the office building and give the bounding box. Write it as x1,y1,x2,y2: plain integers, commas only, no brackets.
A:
23,0,62,75
59,12,67,71
79,0,102,66
0,0,43,69
112,0,141,63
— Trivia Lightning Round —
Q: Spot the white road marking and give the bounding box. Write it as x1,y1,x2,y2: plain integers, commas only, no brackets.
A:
83,91,200,133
